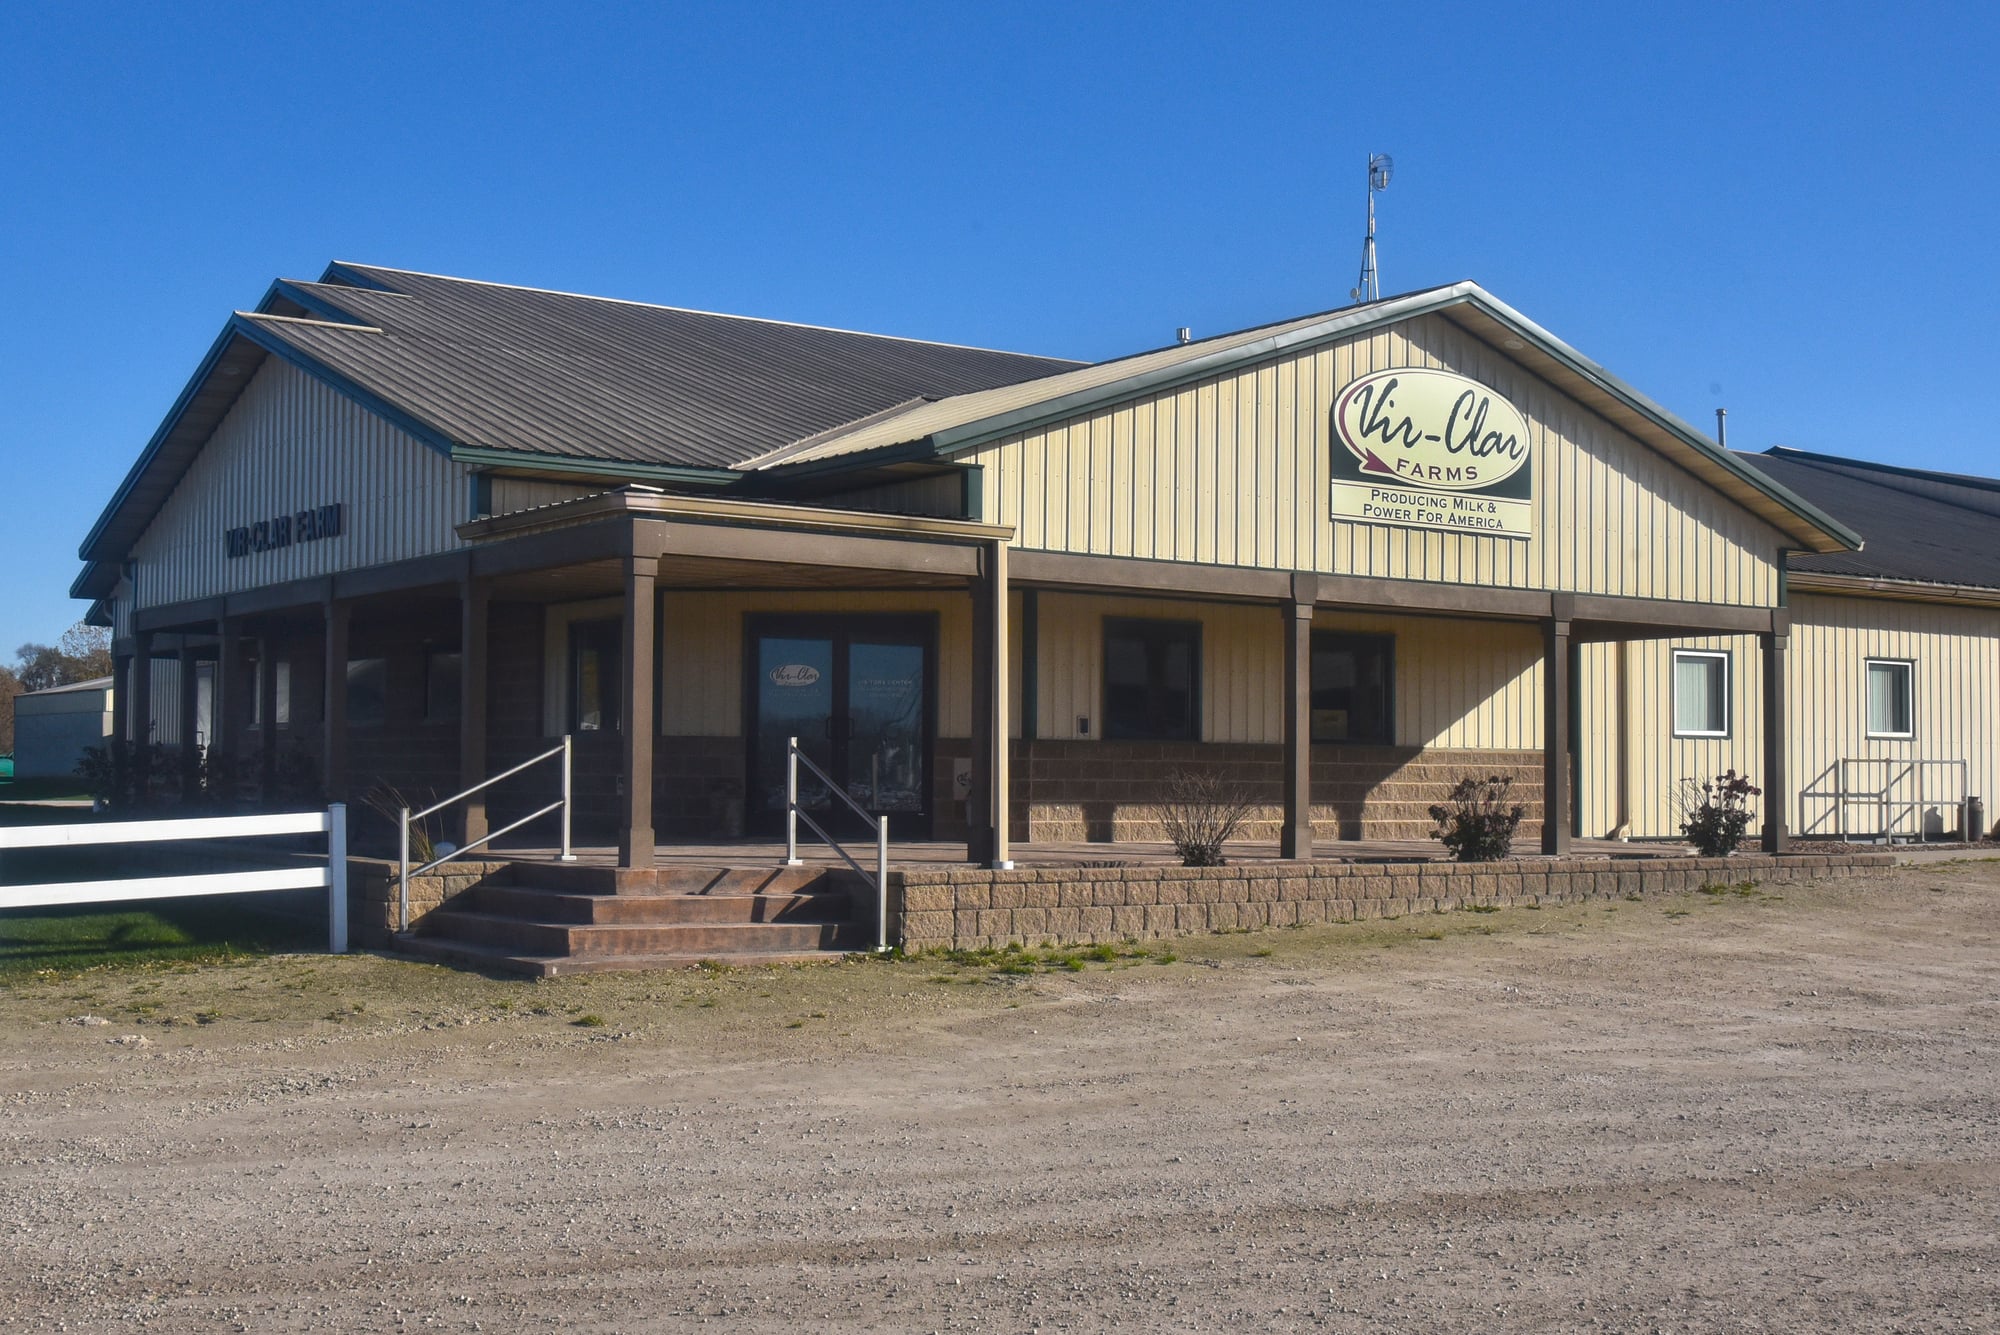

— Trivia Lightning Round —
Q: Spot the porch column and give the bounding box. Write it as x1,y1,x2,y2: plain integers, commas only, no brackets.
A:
130,631,155,756
968,540,1011,868
459,578,490,846
214,619,240,757
323,601,350,803
110,651,131,797
1541,603,1572,856
618,555,656,869
178,639,201,802
1281,573,1316,859
1761,626,1789,854
257,634,278,799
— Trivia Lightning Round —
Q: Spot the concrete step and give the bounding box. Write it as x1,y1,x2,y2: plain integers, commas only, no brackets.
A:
420,909,869,959
468,884,855,925
394,934,863,978
502,860,857,897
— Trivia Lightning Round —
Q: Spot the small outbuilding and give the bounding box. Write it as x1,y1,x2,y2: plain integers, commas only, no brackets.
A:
11,676,113,780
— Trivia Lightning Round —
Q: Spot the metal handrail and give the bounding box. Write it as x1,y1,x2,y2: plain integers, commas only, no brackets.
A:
399,736,575,932
1824,758,1970,843
783,736,890,953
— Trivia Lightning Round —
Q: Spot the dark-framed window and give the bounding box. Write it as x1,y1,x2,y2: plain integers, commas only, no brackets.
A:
1865,658,1914,739
569,619,622,733
248,656,291,729
345,657,387,728
1671,649,1730,738
425,650,462,724
1311,632,1394,743
1102,618,1200,740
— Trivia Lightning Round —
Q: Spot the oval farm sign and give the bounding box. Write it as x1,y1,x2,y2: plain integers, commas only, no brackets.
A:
1330,367,1535,538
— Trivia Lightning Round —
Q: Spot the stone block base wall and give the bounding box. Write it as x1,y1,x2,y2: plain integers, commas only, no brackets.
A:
1018,741,1543,843
895,851,1894,952
347,858,510,948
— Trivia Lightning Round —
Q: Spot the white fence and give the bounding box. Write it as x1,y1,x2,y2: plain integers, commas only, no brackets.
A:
0,806,349,953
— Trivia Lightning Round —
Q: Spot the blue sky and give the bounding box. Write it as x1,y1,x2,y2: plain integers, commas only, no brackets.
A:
4,1,1997,654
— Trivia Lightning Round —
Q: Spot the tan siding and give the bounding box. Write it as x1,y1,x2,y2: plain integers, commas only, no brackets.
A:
822,472,966,519
965,312,1782,605
1031,594,1540,748
129,358,470,608
1577,636,1765,839
489,477,602,514
1787,594,2000,839
1507,596,1997,842
656,591,975,738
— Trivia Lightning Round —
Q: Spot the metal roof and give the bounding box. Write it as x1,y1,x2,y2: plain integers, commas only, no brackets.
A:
263,263,1085,470
1741,448,2000,592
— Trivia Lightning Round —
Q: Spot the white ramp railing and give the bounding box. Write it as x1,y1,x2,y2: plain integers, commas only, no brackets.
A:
0,807,350,953
783,736,890,953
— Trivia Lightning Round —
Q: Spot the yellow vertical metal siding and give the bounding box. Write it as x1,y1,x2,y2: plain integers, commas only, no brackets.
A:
128,358,470,608
489,478,602,514
1787,594,2000,838
1576,636,1765,839
1031,594,1541,747
1379,596,1998,843
656,591,976,737
970,312,1782,605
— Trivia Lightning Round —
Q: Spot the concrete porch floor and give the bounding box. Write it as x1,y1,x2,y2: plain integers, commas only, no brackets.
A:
486,834,1697,869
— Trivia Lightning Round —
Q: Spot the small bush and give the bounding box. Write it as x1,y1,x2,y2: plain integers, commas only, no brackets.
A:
1427,775,1525,862
1154,768,1257,867
1676,770,1761,857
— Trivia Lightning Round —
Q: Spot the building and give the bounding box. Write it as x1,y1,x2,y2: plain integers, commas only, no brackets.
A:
11,676,113,780
71,264,1994,890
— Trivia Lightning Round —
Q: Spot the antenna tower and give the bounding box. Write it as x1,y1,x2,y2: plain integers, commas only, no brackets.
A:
1352,153,1393,304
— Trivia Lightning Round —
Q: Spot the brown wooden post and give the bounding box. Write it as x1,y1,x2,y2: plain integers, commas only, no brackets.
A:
130,631,155,767
618,555,656,869
459,577,490,846
214,617,241,792
256,634,278,800
323,602,350,803
1281,572,1317,859
967,541,1011,867
1541,602,1573,856
1761,624,1790,854
178,639,201,803
110,651,131,799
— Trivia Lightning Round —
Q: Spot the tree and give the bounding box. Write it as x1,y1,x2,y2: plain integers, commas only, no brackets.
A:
14,622,112,693
0,663,20,755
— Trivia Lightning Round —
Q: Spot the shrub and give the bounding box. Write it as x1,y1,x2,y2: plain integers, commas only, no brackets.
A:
1428,775,1525,862
1676,770,1761,856
1154,768,1257,866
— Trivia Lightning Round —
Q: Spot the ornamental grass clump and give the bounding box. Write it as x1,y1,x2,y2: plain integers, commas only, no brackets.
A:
1677,770,1761,856
1428,775,1525,862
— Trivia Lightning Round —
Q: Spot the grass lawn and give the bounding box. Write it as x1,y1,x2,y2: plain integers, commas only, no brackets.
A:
0,896,320,978
0,776,96,803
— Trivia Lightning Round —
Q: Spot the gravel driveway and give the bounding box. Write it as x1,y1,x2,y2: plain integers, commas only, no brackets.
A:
3,863,1996,1332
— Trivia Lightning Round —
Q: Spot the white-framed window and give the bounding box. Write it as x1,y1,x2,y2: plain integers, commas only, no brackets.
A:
1672,649,1730,738
1865,658,1915,738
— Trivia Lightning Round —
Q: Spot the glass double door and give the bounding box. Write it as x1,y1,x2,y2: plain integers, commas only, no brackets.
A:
747,617,933,838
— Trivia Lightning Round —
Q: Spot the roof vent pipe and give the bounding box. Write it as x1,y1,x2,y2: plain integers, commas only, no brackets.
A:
1176,327,1192,346
1715,407,1728,449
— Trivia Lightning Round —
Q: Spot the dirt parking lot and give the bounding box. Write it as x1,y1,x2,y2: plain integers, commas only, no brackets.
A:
2,862,1997,1332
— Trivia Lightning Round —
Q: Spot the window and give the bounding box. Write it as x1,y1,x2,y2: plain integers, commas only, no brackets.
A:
248,657,291,729
569,619,622,733
426,650,462,723
1672,650,1730,738
1865,658,1914,738
1311,632,1394,743
1102,618,1199,740
346,657,387,728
